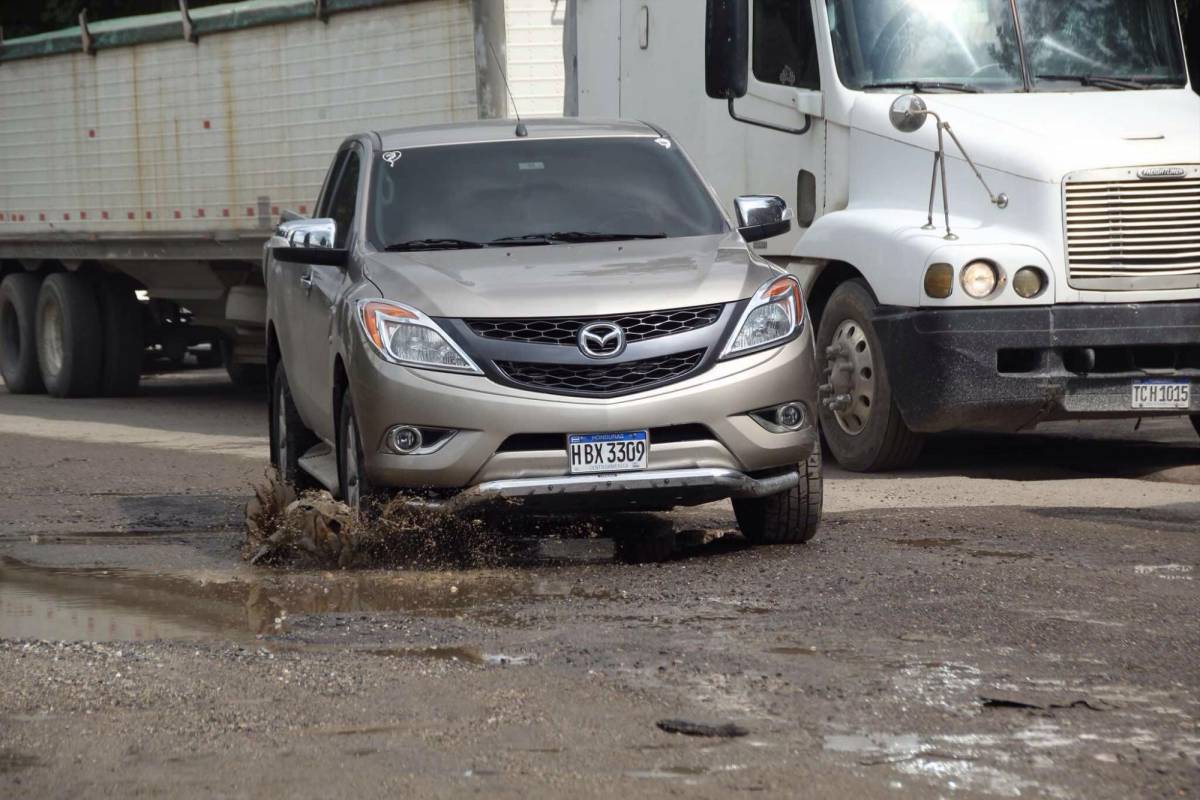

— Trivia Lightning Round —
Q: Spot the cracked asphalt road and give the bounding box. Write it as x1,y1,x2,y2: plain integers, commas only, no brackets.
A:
1,369,1197,799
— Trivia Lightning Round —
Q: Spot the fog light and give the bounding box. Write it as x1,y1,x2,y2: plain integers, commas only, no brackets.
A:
389,426,423,454
961,260,1000,299
777,403,806,430
1013,266,1046,299
923,263,954,299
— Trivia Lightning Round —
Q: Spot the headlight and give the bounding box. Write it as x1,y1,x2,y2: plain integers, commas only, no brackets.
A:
722,276,804,359
357,300,481,374
961,260,999,299
1013,266,1046,299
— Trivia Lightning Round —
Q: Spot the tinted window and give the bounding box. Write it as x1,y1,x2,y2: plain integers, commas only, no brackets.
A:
754,0,821,89
327,150,360,248
368,137,726,248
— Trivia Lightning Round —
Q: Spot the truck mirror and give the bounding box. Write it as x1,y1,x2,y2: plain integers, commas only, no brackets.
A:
705,0,749,100
889,95,929,133
735,195,793,242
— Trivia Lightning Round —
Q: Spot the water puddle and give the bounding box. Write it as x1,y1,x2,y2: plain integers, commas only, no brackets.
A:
0,556,596,643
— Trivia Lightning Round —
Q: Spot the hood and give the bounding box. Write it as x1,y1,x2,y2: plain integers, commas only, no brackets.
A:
362,234,776,318
852,90,1200,183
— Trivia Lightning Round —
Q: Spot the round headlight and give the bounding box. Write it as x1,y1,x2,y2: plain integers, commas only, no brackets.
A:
923,263,954,299
961,261,999,299
1013,267,1046,299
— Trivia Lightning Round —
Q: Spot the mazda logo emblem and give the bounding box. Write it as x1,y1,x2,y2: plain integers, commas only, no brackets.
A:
578,322,625,359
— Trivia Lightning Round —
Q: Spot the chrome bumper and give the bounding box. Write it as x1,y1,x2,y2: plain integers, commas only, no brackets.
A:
445,467,799,513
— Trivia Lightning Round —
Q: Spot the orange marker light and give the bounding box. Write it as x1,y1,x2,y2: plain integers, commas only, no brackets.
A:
360,301,416,352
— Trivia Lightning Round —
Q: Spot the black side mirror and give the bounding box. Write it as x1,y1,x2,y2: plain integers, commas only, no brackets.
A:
735,195,793,242
273,246,348,267
705,0,749,100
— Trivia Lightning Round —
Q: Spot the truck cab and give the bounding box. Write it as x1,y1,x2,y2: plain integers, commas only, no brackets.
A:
567,0,1200,470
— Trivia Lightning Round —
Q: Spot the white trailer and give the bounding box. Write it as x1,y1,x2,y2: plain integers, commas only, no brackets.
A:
0,0,564,396
568,0,1200,470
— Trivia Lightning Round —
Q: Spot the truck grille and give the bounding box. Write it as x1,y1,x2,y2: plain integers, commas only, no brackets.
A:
467,305,723,346
495,350,706,396
1065,168,1200,290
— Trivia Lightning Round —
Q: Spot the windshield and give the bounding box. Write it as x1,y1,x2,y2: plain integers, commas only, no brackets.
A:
824,0,1187,91
368,137,727,250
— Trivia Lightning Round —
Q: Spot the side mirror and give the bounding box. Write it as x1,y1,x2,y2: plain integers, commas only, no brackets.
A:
735,195,793,242
272,218,348,267
705,0,749,100
889,94,929,133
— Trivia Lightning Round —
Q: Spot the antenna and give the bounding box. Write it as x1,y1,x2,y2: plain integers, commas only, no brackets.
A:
486,39,527,137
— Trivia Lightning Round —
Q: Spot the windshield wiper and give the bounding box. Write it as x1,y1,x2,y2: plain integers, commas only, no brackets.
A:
382,238,487,252
860,81,981,94
1034,74,1149,90
490,231,668,246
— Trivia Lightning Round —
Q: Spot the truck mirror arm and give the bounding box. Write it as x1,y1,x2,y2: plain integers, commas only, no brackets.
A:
726,97,812,136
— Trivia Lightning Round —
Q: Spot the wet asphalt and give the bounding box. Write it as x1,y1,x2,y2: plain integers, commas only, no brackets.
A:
0,368,1197,799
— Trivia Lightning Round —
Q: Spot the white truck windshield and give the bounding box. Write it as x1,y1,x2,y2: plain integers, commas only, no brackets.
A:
824,0,1187,92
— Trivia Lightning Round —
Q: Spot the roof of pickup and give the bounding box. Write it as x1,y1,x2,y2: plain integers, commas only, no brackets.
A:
373,119,664,151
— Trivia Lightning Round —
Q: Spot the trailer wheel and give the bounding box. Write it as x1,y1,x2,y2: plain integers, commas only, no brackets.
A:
733,452,823,545
0,272,46,394
96,275,144,396
816,280,924,472
36,273,103,398
222,338,267,388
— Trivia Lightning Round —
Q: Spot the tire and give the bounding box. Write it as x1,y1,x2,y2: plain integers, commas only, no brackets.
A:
1191,415,1200,439
0,272,46,394
816,280,924,472
338,390,378,512
36,273,103,398
222,338,267,389
733,452,823,545
95,275,143,397
270,364,318,488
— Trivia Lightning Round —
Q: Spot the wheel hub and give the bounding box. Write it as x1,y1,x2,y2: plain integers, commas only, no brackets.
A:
823,319,876,436
38,298,65,379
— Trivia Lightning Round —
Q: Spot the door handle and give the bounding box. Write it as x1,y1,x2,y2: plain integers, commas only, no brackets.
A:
299,271,314,292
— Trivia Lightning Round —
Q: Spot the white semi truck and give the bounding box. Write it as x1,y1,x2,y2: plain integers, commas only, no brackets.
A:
567,0,1200,470
0,0,564,396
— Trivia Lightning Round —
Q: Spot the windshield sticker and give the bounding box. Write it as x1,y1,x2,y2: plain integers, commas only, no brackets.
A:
382,150,402,167
518,161,545,171
654,137,672,149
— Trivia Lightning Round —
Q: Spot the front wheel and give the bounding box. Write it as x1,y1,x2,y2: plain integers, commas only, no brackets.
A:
733,452,823,545
338,391,378,512
816,280,924,472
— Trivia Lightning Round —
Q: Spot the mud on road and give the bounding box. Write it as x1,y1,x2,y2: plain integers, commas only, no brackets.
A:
1,370,1198,799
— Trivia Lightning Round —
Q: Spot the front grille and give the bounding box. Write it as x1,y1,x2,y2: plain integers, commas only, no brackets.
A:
1065,170,1200,289
495,349,706,396
497,424,715,452
467,305,723,346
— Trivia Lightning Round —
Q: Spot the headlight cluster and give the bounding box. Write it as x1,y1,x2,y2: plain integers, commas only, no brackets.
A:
723,276,804,359
358,300,481,374
923,262,1048,300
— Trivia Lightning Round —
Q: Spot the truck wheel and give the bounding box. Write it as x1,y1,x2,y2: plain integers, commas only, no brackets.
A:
1191,415,1199,439
0,272,46,394
338,390,379,512
36,273,103,398
222,338,267,388
96,275,143,396
271,364,318,488
816,281,924,472
733,452,823,545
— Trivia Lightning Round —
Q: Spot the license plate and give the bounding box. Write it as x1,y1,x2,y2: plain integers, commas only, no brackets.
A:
1131,380,1191,410
567,431,649,474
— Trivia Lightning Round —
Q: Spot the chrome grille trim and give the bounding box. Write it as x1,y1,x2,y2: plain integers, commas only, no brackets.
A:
1064,165,1200,291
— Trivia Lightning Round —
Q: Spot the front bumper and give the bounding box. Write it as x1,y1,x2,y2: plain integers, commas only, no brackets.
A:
445,467,800,513
347,329,819,494
874,301,1200,433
